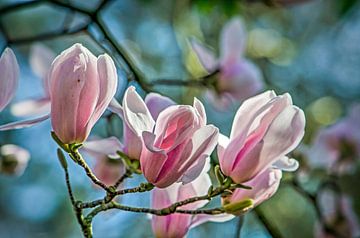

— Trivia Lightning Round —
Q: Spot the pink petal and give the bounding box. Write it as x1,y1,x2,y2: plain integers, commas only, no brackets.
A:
151,187,192,238
145,92,175,120
83,137,123,158
0,48,19,112
190,214,235,229
0,114,50,131
11,98,50,117
140,131,168,185
108,98,123,118
87,54,118,129
178,125,219,184
256,106,305,174
193,97,207,126
273,156,299,172
219,59,264,101
217,133,230,162
220,17,247,64
190,38,218,72
29,43,56,95
229,168,282,207
123,86,155,136
230,90,277,139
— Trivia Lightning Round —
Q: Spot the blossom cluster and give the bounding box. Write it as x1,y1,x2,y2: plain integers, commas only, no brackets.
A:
0,42,306,237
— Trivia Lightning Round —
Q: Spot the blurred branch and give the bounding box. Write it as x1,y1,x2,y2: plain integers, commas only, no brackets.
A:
254,208,283,238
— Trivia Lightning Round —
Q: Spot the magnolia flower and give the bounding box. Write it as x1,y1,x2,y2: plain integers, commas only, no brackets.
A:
191,17,263,108
151,159,234,238
82,137,125,187
223,168,282,211
122,86,218,188
0,144,30,176
308,104,360,175
315,189,360,238
0,48,19,112
108,91,176,160
11,43,55,117
49,43,117,144
218,90,305,184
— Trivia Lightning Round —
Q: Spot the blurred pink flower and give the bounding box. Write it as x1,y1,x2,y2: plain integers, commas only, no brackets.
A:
191,17,263,109
218,90,305,184
0,47,50,131
151,159,234,238
0,48,19,112
49,43,117,144
223,168,282,210
315,189,360,238
122,86,218,188
83,137,125,187
11,43,55,117
308,104,360,175
0,144,30,176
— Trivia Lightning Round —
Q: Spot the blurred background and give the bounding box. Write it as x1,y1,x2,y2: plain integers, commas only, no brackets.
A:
1,0,360,237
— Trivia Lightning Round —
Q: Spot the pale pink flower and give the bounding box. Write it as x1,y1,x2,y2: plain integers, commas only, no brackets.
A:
151,159,234,238
0,144,30,176
0,48,19,112
122,86,218,188
11,43,55,117
49,43,117,144
108,90,176,160
315,189,360,238
82,137,125,187
0,48,50,131
223,168,282,209
191,17,263,108
218,90,305,184
308,104,360,175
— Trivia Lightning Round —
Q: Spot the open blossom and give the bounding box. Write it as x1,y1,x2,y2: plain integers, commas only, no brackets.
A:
308,104,360,175
122,86,218,188
218,91,305,184
0,144,30,176
82,137,125,187
315,189,360,238
151,159,233,238
192,17,263,108
223,168,282,211
11,43,55,117
0,48,19,113
109,90,176,160
49,43,118,144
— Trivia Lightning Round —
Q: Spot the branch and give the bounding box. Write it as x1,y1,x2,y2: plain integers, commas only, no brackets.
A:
254,207,283,238
69,149,112,193
85,201,226,223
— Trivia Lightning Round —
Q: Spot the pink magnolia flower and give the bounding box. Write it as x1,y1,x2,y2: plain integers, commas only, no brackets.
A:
308,104,360,175
315,190,360,238
218,90,305,184
223,168,282,210
122,86,218,188
151,159,234,238
11,43,55,117
108,90,176,160
191,17,263,108
49,43,117,144
0,48,19,112
0,47,49,131
82,137,125,187
0,144,30,176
